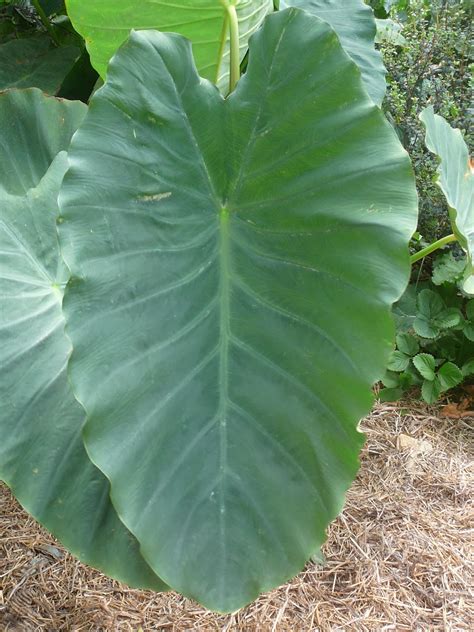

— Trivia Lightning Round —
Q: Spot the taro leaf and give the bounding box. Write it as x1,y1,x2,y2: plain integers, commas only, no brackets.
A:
420,106,474,295
65,0,273,92
0,89,166,592
59,10,417,611
280,0,386,105
0,35,80,94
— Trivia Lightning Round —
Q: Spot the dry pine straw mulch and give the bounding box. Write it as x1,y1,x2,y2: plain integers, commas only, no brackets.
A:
0,402,473,632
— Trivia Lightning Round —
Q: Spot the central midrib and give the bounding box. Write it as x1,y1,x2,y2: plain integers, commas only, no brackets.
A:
217,205,231,587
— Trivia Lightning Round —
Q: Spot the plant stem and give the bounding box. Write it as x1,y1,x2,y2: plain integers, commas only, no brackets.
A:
227,3,240,93
410,233,457,264
31,0,61,46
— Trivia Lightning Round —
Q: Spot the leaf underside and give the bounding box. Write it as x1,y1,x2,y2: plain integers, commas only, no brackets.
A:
0,88,166,592
59,9,417,611
65,0,273,91
420,106,474,295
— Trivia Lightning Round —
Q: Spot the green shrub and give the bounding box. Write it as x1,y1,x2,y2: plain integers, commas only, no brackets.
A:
375,0,472,244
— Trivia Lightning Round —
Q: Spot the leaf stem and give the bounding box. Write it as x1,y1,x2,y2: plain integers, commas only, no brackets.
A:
31,0,61,46
410,233,457,264
227,3,240,93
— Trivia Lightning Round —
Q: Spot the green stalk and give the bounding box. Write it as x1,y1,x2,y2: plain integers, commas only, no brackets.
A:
227,4,240,93
31,0,61,46
410,233,457,264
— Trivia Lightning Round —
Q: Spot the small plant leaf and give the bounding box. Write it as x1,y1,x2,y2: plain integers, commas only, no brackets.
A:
382,370,401,388
421,378,441,404
464,324,474,341
387,350,411,372
462,358,474,376
396,332,419,356
437,362,463,392
413,316,439,339
379,387,403,402
413,353,436,381
466,300,474,321
417,288,445,319
432,252,467,286
434,307,462,330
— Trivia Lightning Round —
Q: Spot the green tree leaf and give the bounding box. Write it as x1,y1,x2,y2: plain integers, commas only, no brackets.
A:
0,89,166,592
0,35,80,94
64,0,273,92
437,362,463,392
421,378,441,404
413,353,436,381
420,106,474,295
59,11,417,611
280,0,386,105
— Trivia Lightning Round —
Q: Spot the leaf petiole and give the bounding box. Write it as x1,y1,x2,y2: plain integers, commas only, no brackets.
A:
227,3,240,93
31,0,61,46
410,233,457,264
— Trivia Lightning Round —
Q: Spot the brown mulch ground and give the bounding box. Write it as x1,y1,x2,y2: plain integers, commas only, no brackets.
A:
0,402,473,631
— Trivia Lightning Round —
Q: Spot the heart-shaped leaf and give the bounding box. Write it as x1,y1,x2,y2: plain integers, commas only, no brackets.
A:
280,0,386,105
59,10,417,611
0,35,80,94
0,89,166,592
65,0,273,92
420,106,474,295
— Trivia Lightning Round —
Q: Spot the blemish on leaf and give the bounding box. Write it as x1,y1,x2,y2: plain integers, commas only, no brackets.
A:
138,192,172,203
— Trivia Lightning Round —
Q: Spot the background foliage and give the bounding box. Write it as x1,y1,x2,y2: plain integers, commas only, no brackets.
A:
369,0,472,244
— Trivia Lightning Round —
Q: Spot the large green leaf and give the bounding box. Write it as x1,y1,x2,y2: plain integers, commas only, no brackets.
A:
280,0,386,105
64,0,273,92
0,89,166,592
420,106,474,295
0,35,80,94
59,10,417,611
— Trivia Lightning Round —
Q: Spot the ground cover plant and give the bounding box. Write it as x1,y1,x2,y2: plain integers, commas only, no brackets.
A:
0,0,471,614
